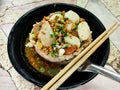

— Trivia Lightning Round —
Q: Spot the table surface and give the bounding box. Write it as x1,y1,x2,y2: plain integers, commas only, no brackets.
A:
0,0,120,90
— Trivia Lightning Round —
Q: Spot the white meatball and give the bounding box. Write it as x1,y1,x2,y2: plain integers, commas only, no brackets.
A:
65,10,80,23
77,21,92,41
38,21,54,46
64,36,81,47
49,14,63,21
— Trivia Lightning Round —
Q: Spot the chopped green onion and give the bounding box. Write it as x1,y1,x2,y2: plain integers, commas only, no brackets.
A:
73,25,78,30
57,23,64,29
25,53,28,57
58,20,64,24
31,54,35,57
61,30,68,37
56,29,59,32
50,51,54,57
37,40,40,42
50,50,58,57
47,69,59,76
33,61,37,65
64,18,68,21
39,67,45,73
54,31,59,37
50,34,54,38
51,41,57,47
31,33,35,38
64,43,70,48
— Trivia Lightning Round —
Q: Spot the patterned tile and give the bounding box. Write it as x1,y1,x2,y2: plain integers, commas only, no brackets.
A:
47,0,77,4
0,68,16,90
70,65,120,90
76,0,88,7
0,0,77,24
86,0,120,51
0,28,12,70
12,0,43,6
117,16,120,21
8,67,41,90
1,23,14,37
0,0,13,17
101,0,120,17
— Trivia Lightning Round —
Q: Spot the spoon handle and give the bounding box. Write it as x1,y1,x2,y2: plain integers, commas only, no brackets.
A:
86,64,120,82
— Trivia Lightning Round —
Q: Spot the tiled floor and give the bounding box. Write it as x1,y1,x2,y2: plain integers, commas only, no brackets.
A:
0,0,120,90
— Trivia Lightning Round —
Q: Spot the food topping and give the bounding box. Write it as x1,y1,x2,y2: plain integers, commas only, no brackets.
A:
25,10,92,61
64,36,81,47
64,10,80,23
38,21,54,46
49,13,63,21
65,45,77,55
77,22,92,41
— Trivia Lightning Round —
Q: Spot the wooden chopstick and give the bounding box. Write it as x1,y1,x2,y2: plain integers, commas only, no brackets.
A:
41,22,120,90
49,23,120,90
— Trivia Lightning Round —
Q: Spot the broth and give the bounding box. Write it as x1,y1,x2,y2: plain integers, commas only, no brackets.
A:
25,38,65,77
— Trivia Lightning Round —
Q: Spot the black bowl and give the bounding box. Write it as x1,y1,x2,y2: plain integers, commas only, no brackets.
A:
7,3,110,90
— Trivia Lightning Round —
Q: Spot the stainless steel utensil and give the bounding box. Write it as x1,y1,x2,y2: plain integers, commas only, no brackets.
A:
78,60,120,82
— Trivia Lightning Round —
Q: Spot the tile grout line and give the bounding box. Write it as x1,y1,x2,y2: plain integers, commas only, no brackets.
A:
10,0,45,8
100,0,120,22
116,15,120,21
0,0,14,18
110,40,120,52
76,0,89,8
0,26,8,38
1,22,17,89
0,0,45,22
7,68,18,90
84,0,89,8
107,41,120,74
0,7,8,17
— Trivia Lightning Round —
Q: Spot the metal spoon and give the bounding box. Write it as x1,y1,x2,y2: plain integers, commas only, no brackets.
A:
78,60,120,83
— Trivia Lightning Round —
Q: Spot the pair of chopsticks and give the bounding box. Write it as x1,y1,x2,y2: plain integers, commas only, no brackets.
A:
41,22,120,90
